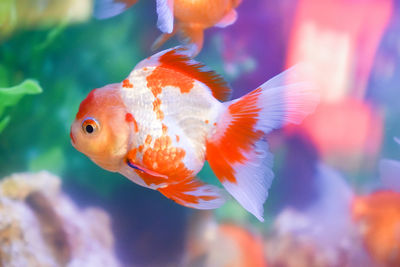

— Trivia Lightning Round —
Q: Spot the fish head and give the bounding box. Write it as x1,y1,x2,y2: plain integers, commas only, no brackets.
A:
70,83,130,171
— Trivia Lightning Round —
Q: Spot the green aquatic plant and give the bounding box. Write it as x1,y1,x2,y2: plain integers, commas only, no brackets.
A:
0,5,147,197
0,2,234,206
0,79,42,133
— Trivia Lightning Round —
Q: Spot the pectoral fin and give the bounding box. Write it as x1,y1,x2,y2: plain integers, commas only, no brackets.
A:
126,159,168,179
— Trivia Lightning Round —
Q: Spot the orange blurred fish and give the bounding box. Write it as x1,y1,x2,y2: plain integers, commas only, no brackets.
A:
352,191,400,265
70,47,318,220
94,0,241,56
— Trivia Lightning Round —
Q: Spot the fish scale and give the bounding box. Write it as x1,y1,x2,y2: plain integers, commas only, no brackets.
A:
121,65,223,177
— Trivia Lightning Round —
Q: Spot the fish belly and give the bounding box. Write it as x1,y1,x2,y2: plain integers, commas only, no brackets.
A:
121,68,224,181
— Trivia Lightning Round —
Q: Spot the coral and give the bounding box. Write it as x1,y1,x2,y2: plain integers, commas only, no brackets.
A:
0,171,120,267
265,209,371,267
183,211,267,267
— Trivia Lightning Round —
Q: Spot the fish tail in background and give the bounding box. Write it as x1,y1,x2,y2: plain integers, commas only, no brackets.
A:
151,27,178,51
94,0,138,19
152,24,203,57
206,65,320,221
156,0,174,33
178,24,204,57
158,178,226,209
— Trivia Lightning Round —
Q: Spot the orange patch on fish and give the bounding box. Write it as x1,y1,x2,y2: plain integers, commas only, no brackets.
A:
147,65,195,95
159,179,218,205
146,64,195,122
125,113,139,132
138,145,144,153
162,124,168,134
145,135,152,145
159,49,231,101
138,132,193,186
207,88,263,183
127,148,137,159
152,98,164,120
76,89,97,119
70,131,75,143
122,79,133,88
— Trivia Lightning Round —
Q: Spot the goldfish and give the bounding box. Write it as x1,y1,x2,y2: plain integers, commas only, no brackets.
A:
70,47,318,221
94,0,241,56
352,191,400,266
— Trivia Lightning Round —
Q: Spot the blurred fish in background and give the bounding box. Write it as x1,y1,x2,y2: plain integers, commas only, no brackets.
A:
352,191,400,266
284,0,393,174
94,0,242,56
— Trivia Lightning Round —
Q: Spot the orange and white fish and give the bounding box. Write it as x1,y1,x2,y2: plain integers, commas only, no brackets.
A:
352,191,400,265
94,0,241,56
70,47,318,221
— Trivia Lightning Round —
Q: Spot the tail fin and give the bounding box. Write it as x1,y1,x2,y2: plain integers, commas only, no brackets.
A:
206,65,319,221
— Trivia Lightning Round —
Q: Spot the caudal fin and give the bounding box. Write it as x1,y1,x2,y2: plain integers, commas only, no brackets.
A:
206,65,319,221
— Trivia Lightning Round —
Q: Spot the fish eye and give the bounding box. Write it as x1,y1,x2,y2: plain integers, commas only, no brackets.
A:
81,117,100,135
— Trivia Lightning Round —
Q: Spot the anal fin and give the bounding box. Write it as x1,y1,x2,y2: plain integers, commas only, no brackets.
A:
158,178,225,209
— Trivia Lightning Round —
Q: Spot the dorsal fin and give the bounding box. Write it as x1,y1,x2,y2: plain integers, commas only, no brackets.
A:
135,47,232,102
